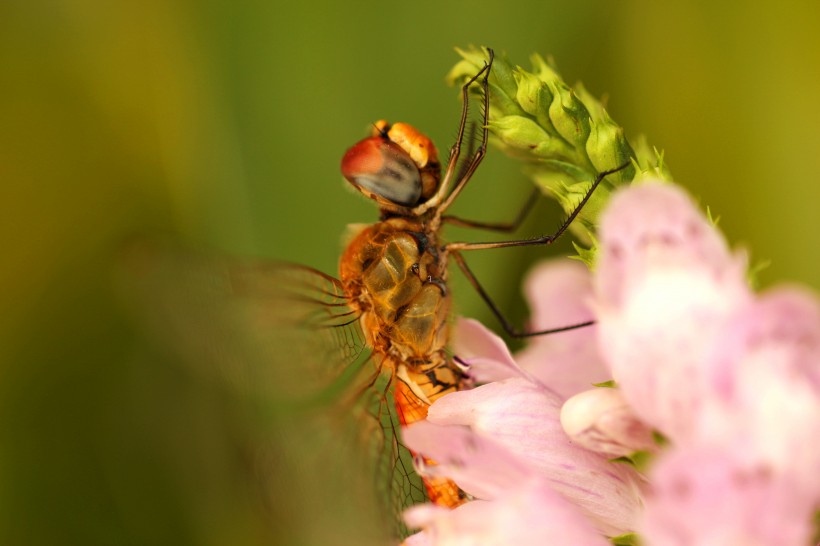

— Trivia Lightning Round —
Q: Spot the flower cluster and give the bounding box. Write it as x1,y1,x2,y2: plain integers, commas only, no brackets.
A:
403,181,820,545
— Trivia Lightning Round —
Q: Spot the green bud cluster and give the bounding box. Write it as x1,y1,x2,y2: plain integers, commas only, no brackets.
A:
447,47,672,262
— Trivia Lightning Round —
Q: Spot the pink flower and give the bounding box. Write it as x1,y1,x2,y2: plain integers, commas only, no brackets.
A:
405,378,644,537
404,480,610,546
592,181,820,541
402,422,614,546
453,268,656,460
403,180,820,545
452,260,611,399
450,318,524,385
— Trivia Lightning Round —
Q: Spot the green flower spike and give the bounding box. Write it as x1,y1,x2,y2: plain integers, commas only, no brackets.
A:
448,47,673,265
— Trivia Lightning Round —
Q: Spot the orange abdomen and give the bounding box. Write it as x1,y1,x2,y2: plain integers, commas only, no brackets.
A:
394,378,464,508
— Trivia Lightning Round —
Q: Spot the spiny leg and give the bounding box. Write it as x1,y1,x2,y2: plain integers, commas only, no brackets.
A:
416,51,494,216
435,49,494,217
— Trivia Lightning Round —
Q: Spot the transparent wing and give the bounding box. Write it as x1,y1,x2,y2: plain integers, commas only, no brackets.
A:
116,241,428,539
118,242,370,407
358,376,428,539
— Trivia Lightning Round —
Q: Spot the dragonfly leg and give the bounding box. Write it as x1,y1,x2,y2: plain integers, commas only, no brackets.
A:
429,50,494,217
442,187,540,233
450,250,594,338
445,162,632,252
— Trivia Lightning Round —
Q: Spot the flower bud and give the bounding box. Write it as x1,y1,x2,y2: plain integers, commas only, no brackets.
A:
450,46,674,264
560,388,656,457
514,69,545,116
547,82,592,149
529,53,561,85
586,118,635,179
488,82,526,119
488,50,519,99
533,82,559,139
488,116,572,159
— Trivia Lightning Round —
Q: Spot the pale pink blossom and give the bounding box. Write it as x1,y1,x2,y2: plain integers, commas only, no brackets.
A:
453,302,653,460
593,182,751,443
451,318,525,384
402,421,533,500
404,481,610,546
593,181,820,541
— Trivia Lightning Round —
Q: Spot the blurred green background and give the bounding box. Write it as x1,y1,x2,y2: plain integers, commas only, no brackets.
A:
3,1,819,545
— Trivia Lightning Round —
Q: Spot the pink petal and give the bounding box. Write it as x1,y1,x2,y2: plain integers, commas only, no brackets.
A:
698,286,820,498
707,285,820,397
402,421,534,500
426,378,643,536
593,182,751,442
405,480,611,546
561,387,657,457
452,318,526,383
401,530,432,546
595,182,742,309
515,259,611,398
642,447,813,546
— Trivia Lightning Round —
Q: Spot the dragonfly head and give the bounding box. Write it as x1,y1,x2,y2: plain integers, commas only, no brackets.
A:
341,121,441,213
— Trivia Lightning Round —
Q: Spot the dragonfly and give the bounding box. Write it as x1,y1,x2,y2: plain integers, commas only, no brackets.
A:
123,48,631,540
332,48,629,519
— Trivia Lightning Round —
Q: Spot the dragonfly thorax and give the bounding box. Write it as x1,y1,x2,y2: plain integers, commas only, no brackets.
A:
339,217,450,371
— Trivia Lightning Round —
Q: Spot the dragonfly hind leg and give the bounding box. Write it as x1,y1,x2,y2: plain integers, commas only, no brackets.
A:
442,187,540,233
450,250,594,338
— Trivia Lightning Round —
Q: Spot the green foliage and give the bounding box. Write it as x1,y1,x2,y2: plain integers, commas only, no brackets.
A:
610,450,653,473
449,47,673,261
591,380,618,388
747,258,772,290
652,430,669,448
611,532,642,545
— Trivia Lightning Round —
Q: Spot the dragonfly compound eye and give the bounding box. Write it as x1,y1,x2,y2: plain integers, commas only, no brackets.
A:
341,136,423,207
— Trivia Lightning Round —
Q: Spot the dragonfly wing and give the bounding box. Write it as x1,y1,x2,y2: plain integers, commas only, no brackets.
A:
226,260,371,403
117,242,370,407
354,377,428,539
117,241,429,539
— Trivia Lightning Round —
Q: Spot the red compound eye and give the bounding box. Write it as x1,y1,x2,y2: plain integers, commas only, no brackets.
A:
341,136,422,207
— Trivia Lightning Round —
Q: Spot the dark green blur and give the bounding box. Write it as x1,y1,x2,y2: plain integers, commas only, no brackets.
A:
3,1,819,545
